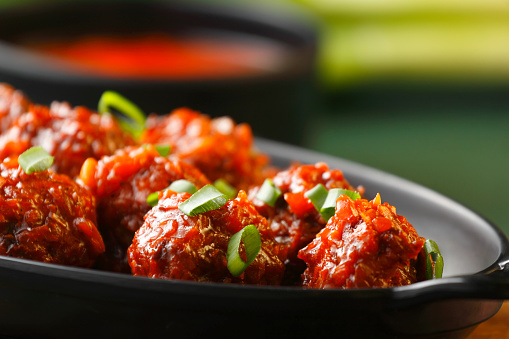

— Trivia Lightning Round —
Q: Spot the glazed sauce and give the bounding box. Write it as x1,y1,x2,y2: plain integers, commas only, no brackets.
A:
298,195,425,289
0,157,104,268
26,33,288,79
128,189,286,285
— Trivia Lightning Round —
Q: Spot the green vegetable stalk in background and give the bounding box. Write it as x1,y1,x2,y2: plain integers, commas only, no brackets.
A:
286,0,509,88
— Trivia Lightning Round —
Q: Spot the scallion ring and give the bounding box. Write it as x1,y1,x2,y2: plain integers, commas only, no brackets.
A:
169,179,197,195
320,188,361,221
155,144,171,157
146,180,198,207
146,192,159,207
424,239,444,280
213,179,237,199
18,146,54,175
227,225,261,277
304,183,328,212
98,90,146,138
178,184,228,217
255,178,281,207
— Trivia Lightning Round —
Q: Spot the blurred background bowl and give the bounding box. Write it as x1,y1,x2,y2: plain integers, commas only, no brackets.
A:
0,0,317,144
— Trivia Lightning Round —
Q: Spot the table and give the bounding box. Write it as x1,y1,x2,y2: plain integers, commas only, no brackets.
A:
469,300,509,338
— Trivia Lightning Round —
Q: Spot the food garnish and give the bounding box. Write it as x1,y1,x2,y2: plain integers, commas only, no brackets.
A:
178,184,228,217
18,146,54,174
255,178,281,207
227,225,262,277
98,90,146,138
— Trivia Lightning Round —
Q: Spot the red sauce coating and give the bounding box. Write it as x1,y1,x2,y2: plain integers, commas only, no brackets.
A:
0,83,31,133
0,101,135,178
128,190,286,285
298,195,425,288
141,107,270,190
81,145,211,272
0,158,104,267
249,162,362,284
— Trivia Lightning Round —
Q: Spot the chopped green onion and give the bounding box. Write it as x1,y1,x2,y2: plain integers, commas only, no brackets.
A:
146,179,198,207
320,188,361,221
227,225,261,277
146,192,159,207
155,144,171,157
214,179,237,199
98,90,146,138
255,178,281,207
424,239,444,280
18,146,54,175
169,179,197,195
304,183,328,212
178,184,228,217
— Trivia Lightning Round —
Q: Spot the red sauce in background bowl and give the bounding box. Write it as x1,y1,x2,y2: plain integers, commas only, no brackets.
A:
26,33,290,80
0,0,317,143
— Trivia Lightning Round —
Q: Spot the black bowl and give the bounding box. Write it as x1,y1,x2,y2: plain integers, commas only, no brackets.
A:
0,139,507,339
0,1,317,144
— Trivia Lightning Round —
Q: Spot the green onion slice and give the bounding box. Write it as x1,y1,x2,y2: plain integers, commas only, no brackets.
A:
255,178,281,207
98,90,146,138
320,188,361,221
304,183,328,212
178,184,228,217
146,179,198,207
154,144,171,157
227,224,261,277
18,146,54,175
424,239,444,280
169,179,197,195
146,192,159,207
214,179,237,199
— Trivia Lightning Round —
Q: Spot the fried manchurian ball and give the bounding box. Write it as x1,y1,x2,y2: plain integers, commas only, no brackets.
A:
298,194,425,289
0,83,31,133
128,190,286,285
248,162,362,285
80,144,211,272
140,107,269,191
0,101,135,178
0,157,104,267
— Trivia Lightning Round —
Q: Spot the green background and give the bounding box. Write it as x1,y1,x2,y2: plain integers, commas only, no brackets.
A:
303,91,509,235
